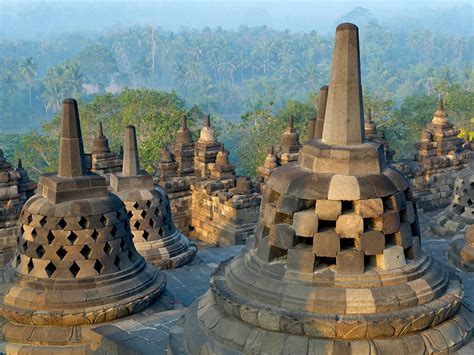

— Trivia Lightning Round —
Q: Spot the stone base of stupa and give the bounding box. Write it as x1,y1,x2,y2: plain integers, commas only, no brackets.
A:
431,209,472,237
0,289,174,354
448,228,474,272
169,252,474,354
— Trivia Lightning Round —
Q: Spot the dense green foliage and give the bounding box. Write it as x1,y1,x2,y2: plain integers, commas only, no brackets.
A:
1,22,472,132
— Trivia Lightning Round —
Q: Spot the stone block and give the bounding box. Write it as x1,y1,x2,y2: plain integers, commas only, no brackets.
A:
406,236,421,260
372,245,406,270
257,237,286,262
313,229,340,257
276,195,303,215
314,200,341,221
355,230,385,255
392,222,413,248
336,249,364,274
327,175,361,200
400,201,416,224
335,213,364,238
371,210,400,234
262,203,277,226
354,198,383,218
292,210,318,237
269,223,297,250
384,191,407,211
287,244,316,273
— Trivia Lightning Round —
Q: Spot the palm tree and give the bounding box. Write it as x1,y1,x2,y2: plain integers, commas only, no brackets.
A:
64,62,84,97
18,57,37,123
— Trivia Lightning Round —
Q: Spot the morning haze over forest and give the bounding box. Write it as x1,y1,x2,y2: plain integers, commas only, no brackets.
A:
0,0,473,177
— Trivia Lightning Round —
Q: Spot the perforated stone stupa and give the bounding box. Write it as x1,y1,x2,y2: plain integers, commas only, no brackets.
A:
395,99,470,211
431,153,473,236
1,99,166,350
110,125,196,269
0,153,35,268
89,122,123,181
169,23,473,354
448,225,474,272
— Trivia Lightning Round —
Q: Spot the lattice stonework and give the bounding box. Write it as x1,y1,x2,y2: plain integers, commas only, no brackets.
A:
256,168,421,273
14,199,137,279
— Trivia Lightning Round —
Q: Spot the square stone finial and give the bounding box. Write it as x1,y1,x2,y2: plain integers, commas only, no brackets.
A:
123,125,140,176
58,98,87,178
322,23,365,146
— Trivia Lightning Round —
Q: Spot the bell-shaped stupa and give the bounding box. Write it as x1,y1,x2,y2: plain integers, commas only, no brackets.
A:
1,99,166,349
448,225,474,272
169,23,473,354
110,125,196,269
431,153,473,236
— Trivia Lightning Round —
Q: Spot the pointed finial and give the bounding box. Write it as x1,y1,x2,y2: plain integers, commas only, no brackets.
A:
182,114,188,130
122,125,140,176
98,122,105,138
322,23,365,145
220,143,225,152
118,145,124,158
438,97,444,112
367,108,372,122
205,114,211,128
18,159,22,169
58,98,86,178
315,85,329,139
288,116,294,129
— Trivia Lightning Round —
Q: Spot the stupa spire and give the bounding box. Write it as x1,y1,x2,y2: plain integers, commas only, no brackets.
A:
122,125,140,176
315,85,328,139
58,98,86,178
205,114,211,128
17,159,22,169
288,116,294,129
98,122,104,137
322,23,365,145
182,113,188,130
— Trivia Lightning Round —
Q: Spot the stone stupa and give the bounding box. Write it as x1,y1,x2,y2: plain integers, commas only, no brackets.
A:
89,122,123,181
1,99,166,351
448,225,474,272
169,23,473,354
431,153,473,236
110,125,196,269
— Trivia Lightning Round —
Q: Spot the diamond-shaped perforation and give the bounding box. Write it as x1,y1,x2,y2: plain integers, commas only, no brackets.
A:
133,221,140,230
47,231,55,244
104,241,113,256
146,200,151,208
37,216,46,227
57,218,67,229
143,230,150,241
22,240,28,253
94,260,104,274
15,254,21,267
100,215,107,227
45,261,56,277
78,216,88,229
149,219,156,228
27,214,33,225
140,210,147,218
31,228,37,238
56,246,67,260
120,238,127,250
91,230,99,241
20,226,25,235
114,255,121,268
154,208,160,216
27,258,34,273
111,225,118,237
133,202,139,209
80,245,92,259
127,210,133,218
158,227,164,237
35,245,45,258
68,231,78,245
70,262,80,277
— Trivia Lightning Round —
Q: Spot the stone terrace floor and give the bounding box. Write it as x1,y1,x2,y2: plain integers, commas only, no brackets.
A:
1,209,473,354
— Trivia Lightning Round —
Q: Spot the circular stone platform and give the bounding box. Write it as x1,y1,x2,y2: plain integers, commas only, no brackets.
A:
448,225,474,272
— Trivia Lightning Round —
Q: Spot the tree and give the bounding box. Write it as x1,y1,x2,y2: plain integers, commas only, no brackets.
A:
18,57,37,124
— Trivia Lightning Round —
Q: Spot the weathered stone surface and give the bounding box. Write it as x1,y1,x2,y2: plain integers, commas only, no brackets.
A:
355,230,385,255
292,210,318,237
336,249,364,274
335,213,364,239
315,199,342,221
269,223,297,250
372,245,406,270
313,229,340,257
